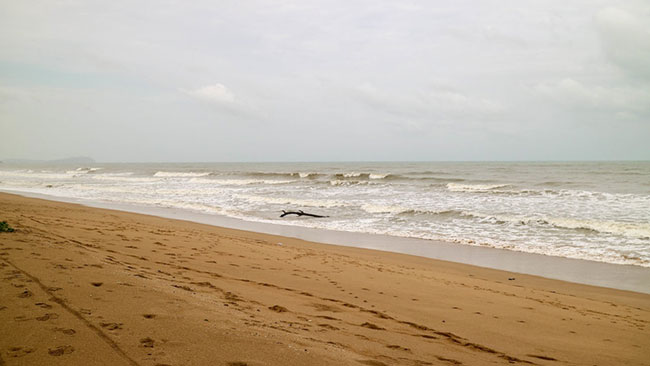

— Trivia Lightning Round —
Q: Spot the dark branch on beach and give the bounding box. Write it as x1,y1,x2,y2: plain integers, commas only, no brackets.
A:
280,210,329,218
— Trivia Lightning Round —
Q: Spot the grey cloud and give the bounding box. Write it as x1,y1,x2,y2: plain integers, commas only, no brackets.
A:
535,78,650,113
352,83,504,124
1,0,649,161
595,6,650,79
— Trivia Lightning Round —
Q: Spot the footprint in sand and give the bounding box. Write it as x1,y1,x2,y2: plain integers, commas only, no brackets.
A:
99,322,123,330
143,314,156,319
311,303,341,312
53,328,76,335
48,345,74,356
268,305,288,313
140,337,155,348
172,284,193,291
36,313,59,321
360,322,385,330
7,346,35,358
17,289,32,298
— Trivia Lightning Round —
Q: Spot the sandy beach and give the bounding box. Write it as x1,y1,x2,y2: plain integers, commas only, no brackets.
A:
0,192,648,365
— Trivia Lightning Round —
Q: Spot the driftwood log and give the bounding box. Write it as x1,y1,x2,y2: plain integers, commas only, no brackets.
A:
280,210,329,218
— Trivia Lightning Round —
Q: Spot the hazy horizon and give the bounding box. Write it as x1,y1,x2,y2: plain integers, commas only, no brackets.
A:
2,1,649,162
2,156,650,164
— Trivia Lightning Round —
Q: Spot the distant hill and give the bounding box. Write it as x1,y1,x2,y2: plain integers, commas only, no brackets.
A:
0,156,96,165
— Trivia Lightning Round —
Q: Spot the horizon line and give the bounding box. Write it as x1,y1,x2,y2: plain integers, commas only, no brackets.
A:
3,158,650,164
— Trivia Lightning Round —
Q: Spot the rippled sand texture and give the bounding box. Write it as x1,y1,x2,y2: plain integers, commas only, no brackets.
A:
1,192,649,365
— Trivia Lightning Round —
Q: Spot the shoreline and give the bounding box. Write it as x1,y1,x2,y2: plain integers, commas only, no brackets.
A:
1,192,649,365
2,188,650,294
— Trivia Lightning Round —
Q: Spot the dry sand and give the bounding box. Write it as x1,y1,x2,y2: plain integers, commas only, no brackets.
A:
0,192,648,366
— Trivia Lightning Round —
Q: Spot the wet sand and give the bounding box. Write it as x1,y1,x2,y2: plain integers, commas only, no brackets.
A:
0,192,649,365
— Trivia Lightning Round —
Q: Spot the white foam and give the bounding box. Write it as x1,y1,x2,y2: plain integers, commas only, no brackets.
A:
188,178,297,185
153,171,211,177
3,162,649,268
369,173,389,179
462,211,650,239
64,167,102,175
237,194,345,208
446,183,510,192
361,204,409,214
96,172,133,176
329,180,369,186
0,170,74,180
158,201,223,214
90,173,158,183
545,217,650,239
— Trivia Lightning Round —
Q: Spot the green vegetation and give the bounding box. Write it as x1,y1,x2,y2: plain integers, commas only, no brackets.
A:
0,221,15,232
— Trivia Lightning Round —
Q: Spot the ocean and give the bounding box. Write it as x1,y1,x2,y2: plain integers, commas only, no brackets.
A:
1,161,649,267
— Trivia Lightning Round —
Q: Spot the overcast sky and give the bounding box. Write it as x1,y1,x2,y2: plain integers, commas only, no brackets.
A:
1,0,649,162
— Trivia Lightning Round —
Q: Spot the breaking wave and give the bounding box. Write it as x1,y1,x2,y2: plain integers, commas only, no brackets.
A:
237,194,345,208
329,180,373,186
188,178,298,185
153,171,211,177
361,204,463,217
463,212,650,240
544,218,650,239
333,172,396,180
66,167,103,174
446,183,510,192
2,161,649,268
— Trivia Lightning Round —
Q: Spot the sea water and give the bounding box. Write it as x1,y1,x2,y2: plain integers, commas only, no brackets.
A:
1,161,648,267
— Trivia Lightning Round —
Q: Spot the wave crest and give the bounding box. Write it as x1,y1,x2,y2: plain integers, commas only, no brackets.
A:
464,212,650,239
237,194,343,208
447,183,510,192
153,171,211,177
189,178,297,185
361,204,462,217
